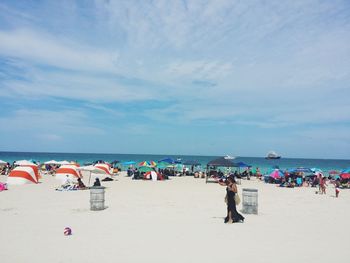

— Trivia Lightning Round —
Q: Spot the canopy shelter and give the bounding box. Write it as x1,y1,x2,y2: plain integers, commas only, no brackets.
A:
7,166,39,185
206,157,238,183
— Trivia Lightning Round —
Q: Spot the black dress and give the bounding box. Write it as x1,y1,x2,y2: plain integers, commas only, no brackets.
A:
225,187,245,223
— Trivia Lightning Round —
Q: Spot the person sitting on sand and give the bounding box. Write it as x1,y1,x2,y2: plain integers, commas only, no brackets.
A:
77,178,86,189
93,178,101,187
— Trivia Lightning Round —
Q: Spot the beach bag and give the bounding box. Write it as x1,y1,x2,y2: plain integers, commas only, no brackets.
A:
0,183,8,191
235,194,241,205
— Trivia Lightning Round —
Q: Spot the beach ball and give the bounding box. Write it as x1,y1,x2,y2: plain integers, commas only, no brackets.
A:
63,227,72,236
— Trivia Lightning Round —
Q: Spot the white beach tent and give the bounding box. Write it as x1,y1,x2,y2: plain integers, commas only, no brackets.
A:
14,160,36,166
0,160,7,165
7,166,38,185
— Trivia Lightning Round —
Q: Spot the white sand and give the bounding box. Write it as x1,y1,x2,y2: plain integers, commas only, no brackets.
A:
1,172,349,263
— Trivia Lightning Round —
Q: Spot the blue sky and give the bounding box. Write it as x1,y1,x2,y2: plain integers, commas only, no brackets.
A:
0,0,349,159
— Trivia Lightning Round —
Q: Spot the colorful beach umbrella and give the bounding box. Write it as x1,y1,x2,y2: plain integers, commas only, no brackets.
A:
138,161,151,167
340,173,350,180
269,169,284,179
328,170,340,175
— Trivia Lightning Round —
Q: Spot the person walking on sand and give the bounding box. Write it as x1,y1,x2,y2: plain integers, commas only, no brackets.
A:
334,178,340,198
320,177,327,194
223,177,245,224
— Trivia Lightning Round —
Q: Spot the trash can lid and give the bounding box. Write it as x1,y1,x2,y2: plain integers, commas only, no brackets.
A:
242,188,258,192
89,186,106,190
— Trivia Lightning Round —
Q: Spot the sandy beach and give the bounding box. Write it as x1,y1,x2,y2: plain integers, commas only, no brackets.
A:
1,172,349,263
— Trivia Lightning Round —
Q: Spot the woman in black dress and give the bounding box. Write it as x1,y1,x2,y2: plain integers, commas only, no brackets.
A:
224,177,245,223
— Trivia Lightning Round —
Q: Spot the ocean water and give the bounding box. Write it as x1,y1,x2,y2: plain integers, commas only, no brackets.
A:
0,151,349,174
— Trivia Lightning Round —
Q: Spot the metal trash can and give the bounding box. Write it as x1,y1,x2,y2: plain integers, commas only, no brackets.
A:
242,188,258,214
90,186,106,211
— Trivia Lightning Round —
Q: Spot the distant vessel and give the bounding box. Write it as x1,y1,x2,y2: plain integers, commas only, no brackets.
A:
224,155,235,160
265,151,281,159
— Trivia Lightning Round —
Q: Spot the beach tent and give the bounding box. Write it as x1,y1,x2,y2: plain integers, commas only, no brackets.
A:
7,166,38,185
0,160,7,165
14,160,36,166
206,157,238,183
94,163,112,175
207,157,238,167
55,164,81,182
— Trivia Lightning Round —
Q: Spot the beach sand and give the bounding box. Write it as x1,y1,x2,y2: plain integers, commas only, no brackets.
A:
1,172,349,263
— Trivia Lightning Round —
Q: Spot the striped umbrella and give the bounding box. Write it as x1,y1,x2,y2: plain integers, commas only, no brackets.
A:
138,161,150,167
7,166,38,185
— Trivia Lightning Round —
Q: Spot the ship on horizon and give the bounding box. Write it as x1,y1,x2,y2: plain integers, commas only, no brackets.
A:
265,151,281,159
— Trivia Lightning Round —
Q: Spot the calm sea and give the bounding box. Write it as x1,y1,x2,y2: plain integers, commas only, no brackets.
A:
0,151,349,173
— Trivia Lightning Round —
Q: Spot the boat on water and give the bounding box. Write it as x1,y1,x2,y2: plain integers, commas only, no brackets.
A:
224,155,235,160
265,151,281,159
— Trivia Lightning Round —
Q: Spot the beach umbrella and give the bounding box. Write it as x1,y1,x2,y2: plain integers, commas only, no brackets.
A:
44,160,59,165
341,167,350,173
58,160,70,165
149,161,157,167
138,161,151,167
14,160,36,166
55,165,81,182
310,168,323,173
7,166,38,185
122,161,136,166
236,162,252,168
328,170,340,175
139,166,154,172
340,173,350,180
289,167,312,173
77,165,107,186
269,169,284,179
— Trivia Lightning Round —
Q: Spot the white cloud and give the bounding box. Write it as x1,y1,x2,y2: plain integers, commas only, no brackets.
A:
0,29,119,73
